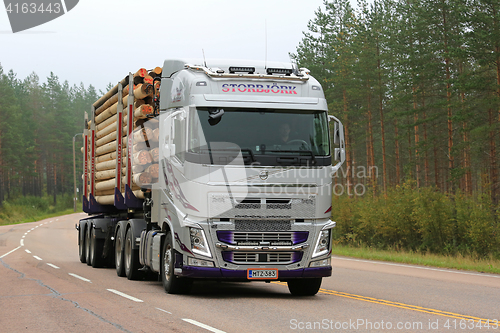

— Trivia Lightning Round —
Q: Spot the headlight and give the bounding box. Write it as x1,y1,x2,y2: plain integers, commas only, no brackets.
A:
312,229,330,258
190,227,212,257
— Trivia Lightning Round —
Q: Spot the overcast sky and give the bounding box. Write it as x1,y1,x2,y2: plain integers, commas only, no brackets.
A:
1,0,360,92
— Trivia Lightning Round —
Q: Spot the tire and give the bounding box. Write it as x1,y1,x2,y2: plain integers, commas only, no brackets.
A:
124,228,140,280
161,232,192,294
287,278,322,296
115,227,126,277
85,226,92,266
78,227,86,263
90,226,105,268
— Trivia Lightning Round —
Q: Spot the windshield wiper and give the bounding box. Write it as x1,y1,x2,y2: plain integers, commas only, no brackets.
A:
266,149,317,166
240,148,256,164
199,147,256,164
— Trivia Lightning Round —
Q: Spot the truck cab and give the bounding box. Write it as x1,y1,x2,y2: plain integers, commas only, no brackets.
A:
146,59,345,295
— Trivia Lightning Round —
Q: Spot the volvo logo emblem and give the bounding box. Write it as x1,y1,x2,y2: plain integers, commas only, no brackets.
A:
259,171,269,180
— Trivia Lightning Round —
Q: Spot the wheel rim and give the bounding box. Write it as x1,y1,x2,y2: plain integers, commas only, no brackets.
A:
163,244,172,281
86,228,91,258
79,230,84,257
125,232,131,271
89,229,94,261
116,233,122,267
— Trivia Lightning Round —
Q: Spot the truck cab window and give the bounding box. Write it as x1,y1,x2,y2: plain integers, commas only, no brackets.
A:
188,108,330,166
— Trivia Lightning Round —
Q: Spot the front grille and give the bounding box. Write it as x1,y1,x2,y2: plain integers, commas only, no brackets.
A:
234,232,292,245
235,203,261,209
235,219,291,231
266,203,291,209
222,251,302,264
217,231,308,245
209,195,316,219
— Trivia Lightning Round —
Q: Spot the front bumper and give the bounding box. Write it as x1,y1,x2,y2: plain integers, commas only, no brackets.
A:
177,265,332,279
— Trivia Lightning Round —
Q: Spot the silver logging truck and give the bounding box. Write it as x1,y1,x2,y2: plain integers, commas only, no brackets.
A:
77,59,345,295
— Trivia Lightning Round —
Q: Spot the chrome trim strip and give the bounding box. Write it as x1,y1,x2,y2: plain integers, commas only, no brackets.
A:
216,242,309,251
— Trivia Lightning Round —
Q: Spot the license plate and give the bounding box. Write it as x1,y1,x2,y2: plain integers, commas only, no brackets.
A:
247,268,278,280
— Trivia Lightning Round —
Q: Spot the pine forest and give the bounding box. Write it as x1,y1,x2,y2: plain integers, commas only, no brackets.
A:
294,0,500,257
1,0,499,257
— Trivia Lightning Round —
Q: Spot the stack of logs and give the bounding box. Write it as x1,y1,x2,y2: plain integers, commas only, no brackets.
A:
84,67,162,205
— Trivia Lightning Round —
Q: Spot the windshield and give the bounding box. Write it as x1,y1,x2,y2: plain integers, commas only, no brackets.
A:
188,108,330,166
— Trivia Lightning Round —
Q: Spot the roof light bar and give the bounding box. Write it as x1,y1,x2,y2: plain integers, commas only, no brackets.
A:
266,68,293,76
229,67,255,74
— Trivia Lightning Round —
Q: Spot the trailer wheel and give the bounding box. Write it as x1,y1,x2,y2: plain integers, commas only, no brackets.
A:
90,226,105,268
124,228,140,280
115,227,126,277
161,232,192,294
85,226,92,266
287,278,322,296
78,226,86,263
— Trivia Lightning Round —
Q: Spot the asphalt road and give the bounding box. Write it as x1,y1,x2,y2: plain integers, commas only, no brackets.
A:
1,213,499,332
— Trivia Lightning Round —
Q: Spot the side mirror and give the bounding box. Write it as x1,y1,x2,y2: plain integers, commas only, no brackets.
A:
333,122,340,145
328,115,341,145
334,147,345,162
328,115,345,166
162,109,184,158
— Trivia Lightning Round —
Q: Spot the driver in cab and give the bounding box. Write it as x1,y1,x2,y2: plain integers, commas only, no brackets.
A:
278,122,291,144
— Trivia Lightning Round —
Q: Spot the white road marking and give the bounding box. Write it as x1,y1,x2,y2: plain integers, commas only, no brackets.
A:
27,230,31,233
68,273,92,283
33,255,42,261
20,239,24,246
22,235,25,238
107,289,143,302
182,319,226,333
47,263,60,269
25,249,31,254
0,246,22,259
332,256,500,279
30,228,34,231
156,307,172,314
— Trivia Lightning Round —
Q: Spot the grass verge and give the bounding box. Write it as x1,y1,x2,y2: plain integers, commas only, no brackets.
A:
332,245,500,275
0,208,81,226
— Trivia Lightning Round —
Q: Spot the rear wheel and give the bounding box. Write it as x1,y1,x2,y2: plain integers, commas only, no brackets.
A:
287,278,322,296
78,227,86,263
161,232,192,294
85,226,92,266
115,227,126,277
124,228,140,280
90,226,105,268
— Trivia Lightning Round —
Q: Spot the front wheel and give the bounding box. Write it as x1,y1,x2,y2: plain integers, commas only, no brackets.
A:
287,278,322,296
161,232,192,294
